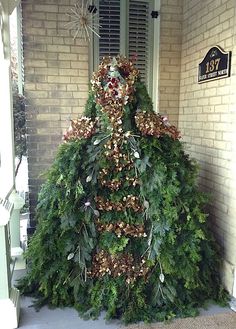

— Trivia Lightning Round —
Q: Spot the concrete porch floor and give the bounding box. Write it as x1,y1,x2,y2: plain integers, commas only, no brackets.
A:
18,295,120,329
13,269,235,329
15,290,235,329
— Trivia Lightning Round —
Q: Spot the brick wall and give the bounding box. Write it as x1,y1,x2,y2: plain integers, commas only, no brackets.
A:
178,0,236,293
22,0,89,225
159,0,183,125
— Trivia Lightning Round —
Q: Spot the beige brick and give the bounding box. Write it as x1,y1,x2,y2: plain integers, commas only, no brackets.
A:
24,82,36,90
67,84,78,91
58,5,71,13
220,8,235,23
58,61,70,68
60,99,80,106
59,68,79,76
214,140,229,150
72,107,84,114
35,68,59,75
28,12,46,20
46,29,58,36
71,61,89,69
46,13,58,20
33,98,60,106
71,76,88,84
26,91,48,99
52,37,65,45
48,76,70,83
208,114,220,122
34,5,58,13
26,27,46,35
58,107,72,114
44,21,57,28
57,13,70,22
59,53,77,60
204,88,217,97
209,96,222,105
197,98,209,106
49,91,73,98
203,131,216,139
72,91,88,99
214,122,231,131
57,29,71,37
32,20,43,28
36,83,67,91
71,46,88,54
47,45,70,53
37,114,60,121
78,54,89,62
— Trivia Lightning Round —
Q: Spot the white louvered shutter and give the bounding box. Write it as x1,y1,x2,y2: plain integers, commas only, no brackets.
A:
99,0,120,59
128,0,153,89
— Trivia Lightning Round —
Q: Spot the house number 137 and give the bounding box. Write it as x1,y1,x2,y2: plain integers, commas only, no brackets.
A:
206,58,221,73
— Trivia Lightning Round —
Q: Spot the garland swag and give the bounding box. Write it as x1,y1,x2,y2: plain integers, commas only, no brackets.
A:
19,56,226,323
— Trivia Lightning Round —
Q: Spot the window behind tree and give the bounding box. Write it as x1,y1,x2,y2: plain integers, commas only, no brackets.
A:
92,0,155,94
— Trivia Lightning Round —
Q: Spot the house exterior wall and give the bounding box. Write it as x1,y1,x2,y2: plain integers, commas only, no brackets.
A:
22,0,89,224
178,0,236,294
159,0,183,125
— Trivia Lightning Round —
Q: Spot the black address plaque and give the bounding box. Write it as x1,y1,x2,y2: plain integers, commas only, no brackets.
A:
198,46,231,83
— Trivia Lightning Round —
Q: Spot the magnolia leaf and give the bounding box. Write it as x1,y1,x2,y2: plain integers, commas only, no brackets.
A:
93,209,100,217
159,273,165,283
67,252,74,260
148,225,153,246
144,200,149,209
93,139,100,145
86,175,92,182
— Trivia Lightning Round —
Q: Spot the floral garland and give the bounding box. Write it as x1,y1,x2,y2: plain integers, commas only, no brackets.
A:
91,56,139,107
88,250,149,284
96,220,147,238
99,175,139,191
95,195,143,213
63,117,97,141
64,57,181,282
135,111,180,140
91,56,139,132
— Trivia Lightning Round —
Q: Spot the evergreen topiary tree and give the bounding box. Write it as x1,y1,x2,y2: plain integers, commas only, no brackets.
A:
19,56,225,323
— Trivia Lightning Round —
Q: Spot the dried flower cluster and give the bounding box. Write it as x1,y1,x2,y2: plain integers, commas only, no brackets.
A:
88,250,149,283
96,195,143,213
96,220,147,238
135,111,180,140
63,117,97,141
100,178,122,191
88,57,149,280
91,56,139,110
99,176,139,191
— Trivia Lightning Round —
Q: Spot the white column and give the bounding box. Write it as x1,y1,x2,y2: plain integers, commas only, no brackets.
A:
0,5,15,198
9,190,25,259
0,2,21,328
0,201,20,329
